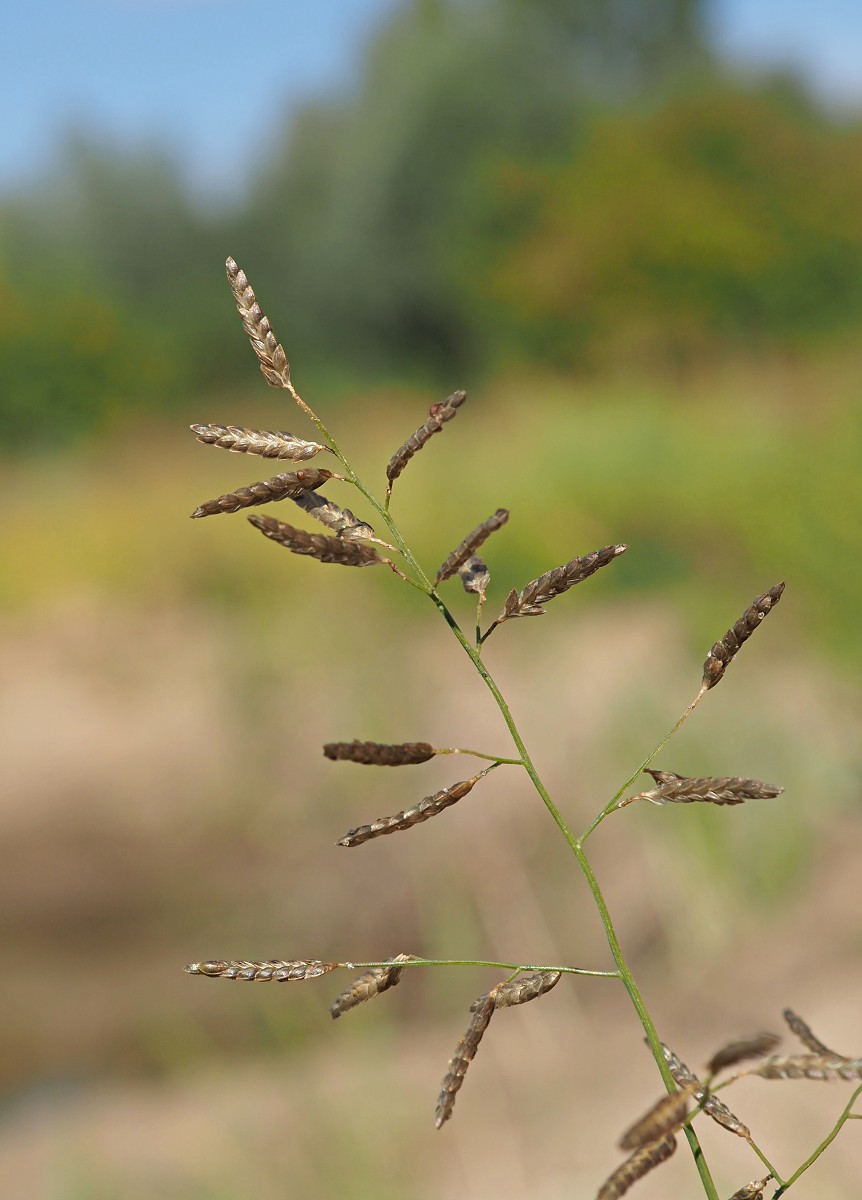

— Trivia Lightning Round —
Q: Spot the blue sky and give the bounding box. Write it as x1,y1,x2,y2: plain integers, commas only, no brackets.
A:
4,0,862,200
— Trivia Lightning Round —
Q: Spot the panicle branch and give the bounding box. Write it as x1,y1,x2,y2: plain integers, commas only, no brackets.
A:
190,423,331,462
702,583,785,689
435,509,509,586
435,990,497,1129
249,514,387,568
185,959,339,981
324,740,437,766
191,467,336,518
619,771,783,809
596,1134,677,1200
385,390,466,498
659,1043,751,1140
336,770,491,846
330,954,414,1019
783,1009,842,1058
707,1033,781,1077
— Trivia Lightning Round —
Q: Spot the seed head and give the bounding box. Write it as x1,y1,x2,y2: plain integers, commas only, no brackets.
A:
702,583,785,689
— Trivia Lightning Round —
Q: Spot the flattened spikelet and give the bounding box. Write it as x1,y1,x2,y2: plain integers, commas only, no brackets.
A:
292,491,379,543
385,390,466,493
596,1134,677,1200
249,514,385,567
702,583,785,689
619,1089,692,1151
336,773,485,847
620,772,783,809
458,555,490,602
225,257,291,389
435,509,509,586
472,970,562,1010
185,959,338,981
707,1033,781,1076
728,1178,772,1200
782,1008,841,1057
190,423,329,461
330,953,413,1019
754,1054,862,1081
323,740,436,766
659,1043,750,1139
435,991,496,1129
492,544,627,630
191,467,334,518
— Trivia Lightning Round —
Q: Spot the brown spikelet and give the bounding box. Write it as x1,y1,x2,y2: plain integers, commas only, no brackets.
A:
782,1009,841,1057
596,1134,677,1200
225,257,292,390
336,772,486,847
489,544,627,633
458,555,490,602
291,491,382,544
659,1043,750,1139
619,772,783,809
248,514,385,567
323,740,436,766
753,1054,862,1081
702,583,785,689
184,959,339,981
619,1089,692,1152
435,991,496,1129
707,1033,781,1076
191,467,335,518
385,390,466,494
470,970,562,1010
330,953,413,1019
435,509,510,586
728,1178,772,1200
190,423,330,462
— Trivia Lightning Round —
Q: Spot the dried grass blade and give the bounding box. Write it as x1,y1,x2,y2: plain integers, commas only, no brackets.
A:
702,583,785,690
249,515,386,567
782,1008,842,1057
225,258,292,390
492,544,627,628
596,1134,677,1200
471,970,561,1010
191,468,335,518
727,1177,772,1200
754,1054,862,1081
659,1043,750,1139
435,991,496,1129
324,740,437,766
707,1033,781,1076
620,773,783,809
190,424,330,461
336,772,487,847
185,959,338,981
385,390,466,495
435,509,509,586
618,1089,692,1151
330,953,413,1019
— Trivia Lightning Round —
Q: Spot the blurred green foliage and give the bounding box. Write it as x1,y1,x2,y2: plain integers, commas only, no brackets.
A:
3,0,862,450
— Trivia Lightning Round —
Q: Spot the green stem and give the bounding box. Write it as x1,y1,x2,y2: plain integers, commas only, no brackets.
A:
773,1084,862,1196
341,958,620,978
437,747,525,765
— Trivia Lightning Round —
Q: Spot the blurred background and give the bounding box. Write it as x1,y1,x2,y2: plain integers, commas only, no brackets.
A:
2,1,861,1196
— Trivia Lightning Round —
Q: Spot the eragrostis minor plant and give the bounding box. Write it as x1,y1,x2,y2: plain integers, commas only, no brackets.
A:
184,258,861,1199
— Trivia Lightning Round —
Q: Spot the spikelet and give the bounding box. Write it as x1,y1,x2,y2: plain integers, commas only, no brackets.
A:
185,959,338,981
191,467,335,518
469,971,562,1011
249,514,386,568
190,423,330,462
596,1134,677,1200
292,491,380,544
435,509,510,586
323,740,437,766
702,583,785,689
753,1054,862,1081
491,544,627,631
385,390,466,495
659,1043,750,1139
707,1033,781,1076
458,555,490,602
336,772,486,847
618,1089,692,1152
225,257,292,390
435,991,496,1129
727,1178,772,1200
619,772,783,809
782,1008,842,1057
330,953,413,1019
